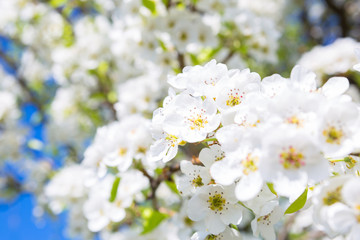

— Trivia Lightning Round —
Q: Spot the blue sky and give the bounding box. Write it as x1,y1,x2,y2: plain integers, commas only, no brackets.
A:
0,193,73,240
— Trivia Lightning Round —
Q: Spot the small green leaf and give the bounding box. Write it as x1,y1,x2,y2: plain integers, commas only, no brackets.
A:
109,177,120,202
154,168,163,175
50,0,67,7
161,0,169,6
189,53,200,65
97,61,109,78
140,207,168,234
107,91,117,103
266,182,277,196
284,187,308,215
62,23,74,47
142,0,157,14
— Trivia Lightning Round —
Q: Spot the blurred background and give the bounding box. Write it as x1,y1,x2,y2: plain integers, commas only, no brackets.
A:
0,0,360,239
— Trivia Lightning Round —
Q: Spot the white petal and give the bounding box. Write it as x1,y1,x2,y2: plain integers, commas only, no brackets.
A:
322,77,349,98
187,194,208,221
327,203,356,234
220,205,243,225
210,160,240,185
342,178,360,208
108,207,126,222
88,216,109,232
260,225,276,240
205,213,226,235
235,173,263,201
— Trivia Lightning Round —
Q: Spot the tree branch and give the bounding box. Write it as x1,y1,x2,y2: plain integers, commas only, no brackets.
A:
139,163,180,210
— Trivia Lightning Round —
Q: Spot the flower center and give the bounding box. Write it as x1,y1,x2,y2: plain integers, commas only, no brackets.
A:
215,152,225,161
356,214,360,223
226,89,244,107
279,146,305,170
165,134,178,147
285,115,302,127
118,148,127,156
207,192,227,213
206,234,223,240
192,175,204,187
242,154,259,175
323,126,343,144
115,199,122,208
188,115,208,130
180,32,188,41
204,77,217,86
323,186,343,206
226,95,241,106
184,216,194,227
344,156,357,169
257,212,273,226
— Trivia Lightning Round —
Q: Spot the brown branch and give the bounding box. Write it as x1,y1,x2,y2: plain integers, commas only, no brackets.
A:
139,163,180,210
97,78,117,121
177,52,185,71
221,50,235,64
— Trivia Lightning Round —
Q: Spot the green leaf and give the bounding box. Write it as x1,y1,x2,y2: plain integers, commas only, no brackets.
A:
164,180,179,195
189,53,200,65
109,177,120,202
62,22,74,47
140,207,168,234
266,182,278,196
154,168,163,175
284,187,308,215
142,0,157,14
97,61,109,78
50,0,67,7
107,91,117,103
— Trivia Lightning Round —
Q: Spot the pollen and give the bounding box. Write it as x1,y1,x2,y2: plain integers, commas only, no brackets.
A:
188,111,208,131
356,214,360,223
204,77,217,86
215,152,225,161
190,117,207,130
184,216,194,227
226,89,243,107
285,115,303,127
206,234,222,240
257,212,272,226
115,199,122,208
242,154,259,175
226,95,241,106
323,186,342,206
192,175,204,187
118,148,127,156
355,204,360,211
279,146,305,170
323,126,343,144
207,192,227,213
165,134,178,147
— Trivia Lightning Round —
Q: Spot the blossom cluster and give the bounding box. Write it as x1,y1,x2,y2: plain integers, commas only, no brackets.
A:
1,0,360,240
146,59,360,239
42,58,360,240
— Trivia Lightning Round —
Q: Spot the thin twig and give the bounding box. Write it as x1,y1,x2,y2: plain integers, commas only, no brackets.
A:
177,52,185,71
222,50,235,64
139,163,180,210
